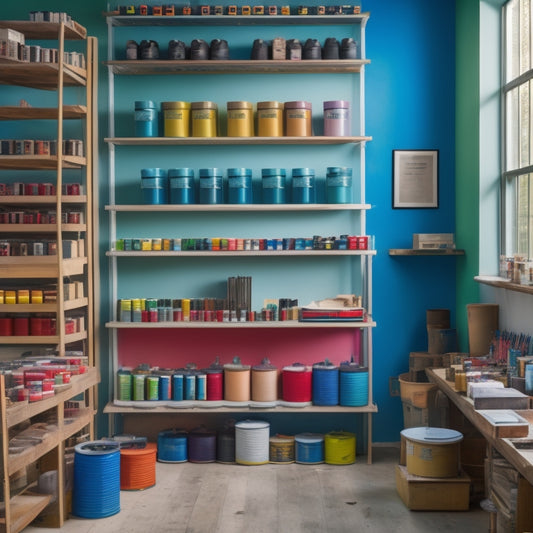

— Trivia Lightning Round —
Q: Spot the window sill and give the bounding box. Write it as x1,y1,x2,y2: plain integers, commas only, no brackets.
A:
475,275,533,296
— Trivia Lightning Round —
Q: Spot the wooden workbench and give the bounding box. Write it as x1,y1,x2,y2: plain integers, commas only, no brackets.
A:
427,368,533,532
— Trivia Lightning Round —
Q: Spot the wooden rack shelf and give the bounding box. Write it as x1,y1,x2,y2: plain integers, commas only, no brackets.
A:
0,155,85,170
388,248,465,256
0,224,86,233
0,298,87,313
0,105,87,120
0,196,86,205
0,257,87,278
0,20,87,40
0,64,86,90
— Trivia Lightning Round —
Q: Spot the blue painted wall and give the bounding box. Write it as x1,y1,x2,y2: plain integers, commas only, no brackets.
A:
0,0,457,443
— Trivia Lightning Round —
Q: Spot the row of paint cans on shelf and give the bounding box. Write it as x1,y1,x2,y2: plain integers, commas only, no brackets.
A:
156,424,356,465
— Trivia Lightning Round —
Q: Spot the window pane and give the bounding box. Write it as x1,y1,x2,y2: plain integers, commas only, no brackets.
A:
506,0,520,81
506,87,519,170
517,173,530,255
519,82,530,167
520,0,531,75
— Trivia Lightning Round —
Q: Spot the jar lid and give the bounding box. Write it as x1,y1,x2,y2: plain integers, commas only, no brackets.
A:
327,167,353,177
262,168,286,177
224,356,251,371
135,100,155,109
227,168,252,177
292,168,315,177
295,432,324,444
252,357,277,371
162,101,191,110
235,420,270,430
227,101,253,110
191,101,218,110
168,168,194,177
140,168,167,178
282,362,311,372
203,356,224,374
339,361,367,373
400,427,463,445
257,101,283,110
199,168,222,177
323,100,349,110
284,101,312,110
312,359,338,371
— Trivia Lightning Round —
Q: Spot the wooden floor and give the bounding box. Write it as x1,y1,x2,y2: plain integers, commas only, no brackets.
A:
25,447,488,533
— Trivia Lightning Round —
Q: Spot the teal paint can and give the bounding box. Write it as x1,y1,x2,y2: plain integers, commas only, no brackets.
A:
228,168,252,204
141,168,168,204
261,168,286,204
199,168,223,204
135,100,158,137
169,168,195,204
326,167,353,204
292,168,315,204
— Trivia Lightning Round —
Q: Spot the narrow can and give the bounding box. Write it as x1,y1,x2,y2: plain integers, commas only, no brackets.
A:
227,101,254,137
169,168,195,204
323,100,351,136
227,168,252,204
162,101,191,137
285,101,312,136
257,101,284,137
135,100,158,137
191,101,218,137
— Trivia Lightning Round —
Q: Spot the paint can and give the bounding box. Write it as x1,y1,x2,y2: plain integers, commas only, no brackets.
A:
184,371,196,400
291,168,315,204
162,101,190,137
251,358,278,402
281,363,312,403
257,101,283,137
323,100,351,136
227,168,252,204
157,429,188,463
235,420,270,465
199,168,223,204
401,427,463,478
117,369,132,401
226,101,254,137
284,101,312,136
312,359,339,406
324,431,356,465
269,435,295,464
191,101,218,137
217,425,236,463
261,168,286,204
188,427,217,463
120,443,157,490
172,373,184,401
224,357,251,402
339,363,368,407
135,100,158,137
141,168,168,205
169,168,195,204
326,167,352,204
205,357,224,401
295,433,324,464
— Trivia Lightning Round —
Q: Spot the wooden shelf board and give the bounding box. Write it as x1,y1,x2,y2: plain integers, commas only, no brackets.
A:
105,135,371,145
0,155,86,170
106,59,369,75
106,320,376,329
475,275,533,296
106,14,369,27
0,105,87,120
0,224,86,233
0,63,86,90
64,297,89,311
0,303,58,313
0,20,87,40
6,368,99,428
1,493,52,533
0,257,87,278
108,250,376,257
0,195,87,205
106,203,370,212
104,401,377,415
0,332,86,344
388,248,465,256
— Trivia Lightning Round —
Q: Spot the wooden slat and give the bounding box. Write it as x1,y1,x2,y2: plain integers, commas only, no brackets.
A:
0,257,86,278
2,494,52,533
0,224,86,233
0,155,85,170
388,248,465,256
0,195,87,205
0,20,86,40
0,64,86,90
0,106,87,120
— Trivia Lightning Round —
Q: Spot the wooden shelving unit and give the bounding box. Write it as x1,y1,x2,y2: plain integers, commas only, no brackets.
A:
388,248,465,256
0,19,99,533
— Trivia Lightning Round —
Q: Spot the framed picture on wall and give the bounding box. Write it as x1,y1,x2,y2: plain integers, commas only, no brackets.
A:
392,149,439,208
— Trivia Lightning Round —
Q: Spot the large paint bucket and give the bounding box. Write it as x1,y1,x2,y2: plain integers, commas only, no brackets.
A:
401,427,463,478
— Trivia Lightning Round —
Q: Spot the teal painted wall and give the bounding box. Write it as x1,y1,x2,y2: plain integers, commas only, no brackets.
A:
0,1,459,443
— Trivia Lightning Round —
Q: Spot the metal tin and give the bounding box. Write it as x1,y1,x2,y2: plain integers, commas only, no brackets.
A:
184,373,196,400
323,100,351,136
285,101,312,136
135,100,158,137
326,167,353,204
162,101,191,137
169,168,195,204
191,101,218,137
172,373,184,400
227,101,254,137
117,370,132,400
261,168,286,204
196,373,207,400
227,168,252,204
132,374,146,400
199,168,223,204
292,168,315,204
141,168,168,204
257,101,283,137
159,375,171,400
146,375,159,400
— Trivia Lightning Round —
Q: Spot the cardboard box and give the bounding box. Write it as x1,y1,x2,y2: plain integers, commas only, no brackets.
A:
395,464,471,511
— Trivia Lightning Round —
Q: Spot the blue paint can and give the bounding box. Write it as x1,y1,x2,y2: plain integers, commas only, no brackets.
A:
292,168,315,204
141,168,168,205
199,168,223,204
196,372,207,400
295,433,324,464
157,429,188,463
261,168,286,204
227,168,252,204
172,373,184,401
158,375,171,401
312,359,339,406
326,167,353,204
184,372,196,400
339,362,368,407
135,100,158,137
169,168,195,204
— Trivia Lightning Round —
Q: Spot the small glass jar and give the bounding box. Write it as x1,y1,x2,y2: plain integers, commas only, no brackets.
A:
261,168,286,204
169,168,195,204
257,101,283,137
292,168,315,204
323,100,351,136
199,168,224,204
191,101,218,137
285,101,312,136
226,101,254,137
162,101,191,137
135,100,158,137
227,168,253,204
